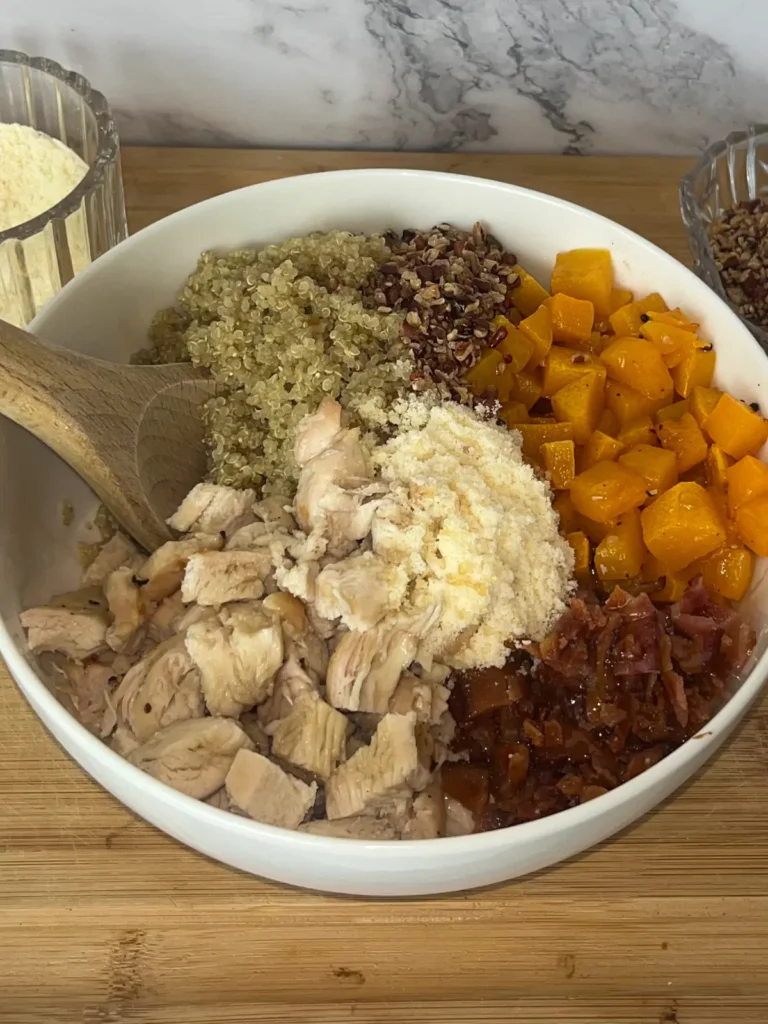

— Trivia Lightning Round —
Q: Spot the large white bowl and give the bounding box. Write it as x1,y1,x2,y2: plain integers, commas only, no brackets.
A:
2,169,767,897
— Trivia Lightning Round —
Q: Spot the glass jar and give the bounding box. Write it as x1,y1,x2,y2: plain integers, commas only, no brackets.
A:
0,49,127,327
680,123,768,353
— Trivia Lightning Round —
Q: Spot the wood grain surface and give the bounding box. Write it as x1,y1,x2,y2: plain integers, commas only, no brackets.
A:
2,148,767,1024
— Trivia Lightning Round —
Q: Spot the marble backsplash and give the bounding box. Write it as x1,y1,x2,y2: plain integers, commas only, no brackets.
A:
5,0,768,154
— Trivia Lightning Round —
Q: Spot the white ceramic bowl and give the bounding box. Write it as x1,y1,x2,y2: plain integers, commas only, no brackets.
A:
2,169,767,897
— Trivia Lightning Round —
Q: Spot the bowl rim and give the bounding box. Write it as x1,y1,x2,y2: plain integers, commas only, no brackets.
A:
3,165,768,856
0,48,120,245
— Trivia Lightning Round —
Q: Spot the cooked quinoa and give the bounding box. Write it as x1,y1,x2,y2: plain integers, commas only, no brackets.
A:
138,231,413,493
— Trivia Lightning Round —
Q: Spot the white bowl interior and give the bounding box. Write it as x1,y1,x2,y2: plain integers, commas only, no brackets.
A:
1,168,768,895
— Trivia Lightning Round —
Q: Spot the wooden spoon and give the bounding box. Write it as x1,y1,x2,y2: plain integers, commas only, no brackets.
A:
0,318,216,552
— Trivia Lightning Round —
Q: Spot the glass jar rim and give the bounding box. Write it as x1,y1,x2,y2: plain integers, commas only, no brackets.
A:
0,48,120,245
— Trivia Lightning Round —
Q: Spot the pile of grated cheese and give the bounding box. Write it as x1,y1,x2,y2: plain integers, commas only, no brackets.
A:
371,401,574,669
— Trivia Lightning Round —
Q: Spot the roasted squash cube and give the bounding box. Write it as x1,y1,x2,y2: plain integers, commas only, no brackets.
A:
617,416,657,448
690,385,722,428
672,346,716,398
705,393,768,459
499,401,530,428
551,248,613,320
551,372,605,444
655,399,689,424
727,454,768,514
548,292,595,345
505,369,542,411
515,420,574,461
542,346,606,397
552,492,578,534
657,412,708,473
518,304,553,368
566,530,591,579
609,288,634,314
581,430,625,470
542,439,576,489
608,292,667,337
509,266,551,317
700,544,754,602
570,460,648,523
640,481,726,571
735,493,768,557
639,320,699,368
706,444,732,491
596,408,620,436
495,319,534,373
601,337,674,402
619,444,678,498
605,381,668,426
594,509,645,581
465,349,504,396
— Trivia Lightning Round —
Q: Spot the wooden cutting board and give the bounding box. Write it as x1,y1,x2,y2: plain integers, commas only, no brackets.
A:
1,148,767,1024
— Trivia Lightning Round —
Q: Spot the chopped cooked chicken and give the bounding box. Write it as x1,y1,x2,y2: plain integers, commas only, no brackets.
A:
185,602,283,716
325,712,419,820
238,711,271,754
138,534,223,602
389,671,436,721
128,717,254,799
326,625,418,713
267,691,347,780
299,815,398,839
445,795,475,837
167,482,256,535
257,656,318,728
314,551,407,631
401,780,446,840
263,592,328,682
82,532,141,587
148,591,186,641
104,567,150,653
254,495,296,531
294,396,344,466
111,723,140,757
295,427,371,534
225,749,316,828
20,606,108,660
205,787,235,811
53,660,118,737
180,550,271,606
110,635,204,743
225,522,269,551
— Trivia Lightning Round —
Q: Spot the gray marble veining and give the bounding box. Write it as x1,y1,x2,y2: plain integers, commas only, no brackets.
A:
4,0,768,154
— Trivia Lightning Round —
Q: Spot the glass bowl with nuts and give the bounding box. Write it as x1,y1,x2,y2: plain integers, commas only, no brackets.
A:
680,123,768,353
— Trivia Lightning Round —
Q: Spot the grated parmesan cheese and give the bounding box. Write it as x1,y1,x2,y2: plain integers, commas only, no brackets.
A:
371,401,574,669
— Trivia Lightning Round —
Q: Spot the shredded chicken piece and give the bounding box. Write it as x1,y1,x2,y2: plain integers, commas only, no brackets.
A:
167,482,256,535
294,396,344,466
185,602,283,716
53,660,118,737
138,534,223,602
299,815,398,839
148,591,187,641
389,671,437,721
225,749,316,828
326,625,417,713
263,592,328,682
128,717,254,799
401,780,446,839
254,495,295,531
104,567,150,653
257,656,318,728
295,427,371,534
20,606,108,660
82,532,140,586
314,551,407,631
325,712,420,819
445,795,475,837
181,550,271,606
267,690,347,780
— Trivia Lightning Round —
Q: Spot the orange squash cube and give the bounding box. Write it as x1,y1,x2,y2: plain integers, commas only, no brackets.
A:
640,482,726,571
570,460,648,523
575,513,619,544
608,292,668,337
706,444,732,491
566,530,591,579
594,509,645,581
581,430,626,470
645,308,699,331
700,545,755,602
596,408,620,436
551,372,605,444
705,393,768,459
639,320,699,368
657,412,708,473
553,492,578,534
465,349,504,396
726,454,768,514
655,567,696,603
601,337,674,402
542,347,606,397
515,420,574,461
548,292,595,346
655,399,689,424
609,288,634,314
541,439,576,489
498,401,530,428
504,369,542,411
551,248,613,320
509,266,551,317
619,444,678,498
672,346,716,398
690,385,722,428
495,319,534,372
617,416,657,448
735,492,768,557
518,305,553,368
605,381,668,427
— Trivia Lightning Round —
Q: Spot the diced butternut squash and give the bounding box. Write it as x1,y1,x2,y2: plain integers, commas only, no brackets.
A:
596,408,620,436
655,567,695,603
645,308,699,331
499,401,530,428
690,385,722,428
505,369,542,411
465,349,504,396
700,545,755,602
601,337,674,402
706,444,732,491
552,492,578,534
726,454,768,514
548,292,595,345
495,319,534,372
509,266,551,317
639,320,698,368
608,292,667,337
605,381,668,427
551,372,605,444
515,420,574,461
518,305,553,368
581,430,625,470
619,444,678,498
594,509,645,581
570,460,648,523
566,530,591,579
542,347,606,397
575,513,618,544
551,248,613,320
657,412,708,474
541,439,576,489
609,288,634,314
672,346,716,398
655,399,689,424
735,493,768,557
705,393,768,459
617,416,657,448
640,482,726,571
